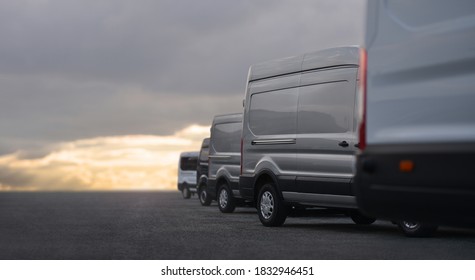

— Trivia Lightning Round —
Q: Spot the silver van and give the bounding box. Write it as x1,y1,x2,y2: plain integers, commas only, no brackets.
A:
239,46,374,226
197,138,211,206
207,113,243,213
178,151,199,199
355,0,475,236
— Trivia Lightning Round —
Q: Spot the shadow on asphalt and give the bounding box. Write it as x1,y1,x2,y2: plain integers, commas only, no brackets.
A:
282,218,475,239
189,195,475,239
282,221,399,236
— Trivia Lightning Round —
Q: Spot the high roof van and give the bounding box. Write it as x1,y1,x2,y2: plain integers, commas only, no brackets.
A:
239,46,375,226
178,151,199,199
197,138,211,206
207,113,243,213
355,0,475,236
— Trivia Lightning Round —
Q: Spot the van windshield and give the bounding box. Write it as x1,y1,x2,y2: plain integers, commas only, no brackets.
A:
180,157,198,171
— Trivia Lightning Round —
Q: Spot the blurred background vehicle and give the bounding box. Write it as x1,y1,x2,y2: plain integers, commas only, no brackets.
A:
178,151,199,199
355,0,475,237
197,138,211,206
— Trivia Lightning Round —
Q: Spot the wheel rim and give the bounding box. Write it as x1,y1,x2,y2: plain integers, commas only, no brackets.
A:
402,221,419,229
219,189,228,208
260,191,274,220
200,190,207,203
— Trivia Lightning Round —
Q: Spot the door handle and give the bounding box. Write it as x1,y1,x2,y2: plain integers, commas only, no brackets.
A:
251,139,296,145
208,155,231,159
338,141,349,147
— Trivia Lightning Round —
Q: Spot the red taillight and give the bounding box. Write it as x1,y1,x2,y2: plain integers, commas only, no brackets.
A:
240,138,243,175
358,48,367,151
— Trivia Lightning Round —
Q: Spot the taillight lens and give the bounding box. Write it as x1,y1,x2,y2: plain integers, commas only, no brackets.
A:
358,48,367,151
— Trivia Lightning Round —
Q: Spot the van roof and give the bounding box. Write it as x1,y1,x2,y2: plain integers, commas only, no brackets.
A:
180,151,199,157
248,46,359,82
212,113,243,124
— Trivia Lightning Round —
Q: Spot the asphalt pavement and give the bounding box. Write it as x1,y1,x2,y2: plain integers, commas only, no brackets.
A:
0,191,474,259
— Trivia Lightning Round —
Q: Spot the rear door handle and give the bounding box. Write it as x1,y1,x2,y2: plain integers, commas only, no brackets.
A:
338,141,349,147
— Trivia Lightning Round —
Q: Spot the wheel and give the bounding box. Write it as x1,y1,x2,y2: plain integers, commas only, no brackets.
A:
217,183,236,213
182,185,191,199
350,210,376,225
198,186,212,206
257,183,287,227
397,221,438,237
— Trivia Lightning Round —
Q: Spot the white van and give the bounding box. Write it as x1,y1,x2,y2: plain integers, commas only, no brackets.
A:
177,151,199,199
239,46,375,226
355,0,475,236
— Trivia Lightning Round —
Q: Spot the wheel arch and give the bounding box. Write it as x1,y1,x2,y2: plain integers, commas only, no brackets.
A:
197,175,208,191
216,176,232,198
253,170,282,201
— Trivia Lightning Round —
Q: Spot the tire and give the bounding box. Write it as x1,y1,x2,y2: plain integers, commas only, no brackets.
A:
217,183,236,213
182,185,191,199
198,186,212,206
350,210,376,225
257,183,287,227
397,221,438,237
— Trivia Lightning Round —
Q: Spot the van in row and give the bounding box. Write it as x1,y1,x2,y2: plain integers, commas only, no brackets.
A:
177,151,199,199
355,0,475,236
207,113,243,213
197,138,211,206
239,46,376,226
186,115,243,212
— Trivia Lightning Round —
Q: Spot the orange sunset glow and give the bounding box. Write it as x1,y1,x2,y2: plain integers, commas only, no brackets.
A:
0,125,210,191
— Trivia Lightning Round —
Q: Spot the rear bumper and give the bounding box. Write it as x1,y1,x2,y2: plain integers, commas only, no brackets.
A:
355,143,475,225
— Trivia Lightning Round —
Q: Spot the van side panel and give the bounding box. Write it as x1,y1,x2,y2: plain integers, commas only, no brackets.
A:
240,47,360,209
207,114,243,200
240,50,358,208
295,67,358,196
197,138,210,187
356,0,475,224
242,79,299,195
366,0,475,145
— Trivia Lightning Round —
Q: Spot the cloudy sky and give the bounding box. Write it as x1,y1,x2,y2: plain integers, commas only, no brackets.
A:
0,0,365,191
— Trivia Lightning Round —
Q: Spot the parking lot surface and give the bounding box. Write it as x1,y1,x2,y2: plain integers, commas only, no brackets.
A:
0,191,474,259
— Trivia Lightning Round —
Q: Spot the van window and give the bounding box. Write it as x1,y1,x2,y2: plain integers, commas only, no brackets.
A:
387,0,475,29
249,88,298,135
213,122,241,153
180,157,198,171
298,81,353,134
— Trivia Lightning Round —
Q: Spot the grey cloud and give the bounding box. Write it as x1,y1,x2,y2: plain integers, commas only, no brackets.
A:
0,0,365,154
